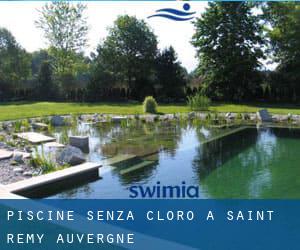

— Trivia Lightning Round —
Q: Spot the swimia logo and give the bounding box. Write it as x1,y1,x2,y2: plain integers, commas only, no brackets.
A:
147,3,196,22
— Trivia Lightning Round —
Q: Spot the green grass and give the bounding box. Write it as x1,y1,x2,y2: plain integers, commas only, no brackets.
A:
0,101,300,121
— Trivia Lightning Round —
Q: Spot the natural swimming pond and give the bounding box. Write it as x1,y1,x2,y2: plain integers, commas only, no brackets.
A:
37,120,300,199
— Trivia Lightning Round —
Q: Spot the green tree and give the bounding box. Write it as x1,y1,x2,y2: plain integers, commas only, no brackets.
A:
191,2,264,101
35,1,88,76
37,61,55,100
90,15,158,100
0,27,31,99
263,3,300,101
155,46,187,101
31,50,50,76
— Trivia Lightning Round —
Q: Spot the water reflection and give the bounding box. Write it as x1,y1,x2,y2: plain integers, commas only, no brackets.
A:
46,122,300,199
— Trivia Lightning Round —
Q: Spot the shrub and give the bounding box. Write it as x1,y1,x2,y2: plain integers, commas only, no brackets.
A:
143,96,158,114
187,92,211,111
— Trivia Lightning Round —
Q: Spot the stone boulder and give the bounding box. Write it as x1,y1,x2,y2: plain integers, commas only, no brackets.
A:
51,116,65,126
32,122,48,130
69,136,89,153
56,146,85,166
257,109,272,122
111,116,127,123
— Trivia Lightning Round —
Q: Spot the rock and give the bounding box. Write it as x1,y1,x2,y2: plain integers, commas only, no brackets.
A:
0,149,13,160
225,112,234,120
44,142,65,148
242,113,250,120
69,136,89,153
51,115,65,126
13,167,23,174
188,112,196,119
111,116,127,123
12,153,24,164
257,109,272,122
23,171,33,177
56,146,85,166
25,146,33,153
32,122,48,130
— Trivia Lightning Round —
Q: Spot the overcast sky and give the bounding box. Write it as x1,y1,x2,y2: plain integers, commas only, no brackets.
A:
0,1,208,72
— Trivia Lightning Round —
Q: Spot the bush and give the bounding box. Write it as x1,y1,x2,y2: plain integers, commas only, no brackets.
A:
143,96,158,114
187,92,211,111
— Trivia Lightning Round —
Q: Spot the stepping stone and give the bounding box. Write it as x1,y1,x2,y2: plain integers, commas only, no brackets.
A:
32,122,48,130
17,132,56,144
44,142,65,148
120,161,155,175
257,109,272,122
0,149,13,160
105,154,138,167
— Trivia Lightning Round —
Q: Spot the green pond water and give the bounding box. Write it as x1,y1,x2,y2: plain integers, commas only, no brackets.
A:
46,121,300,199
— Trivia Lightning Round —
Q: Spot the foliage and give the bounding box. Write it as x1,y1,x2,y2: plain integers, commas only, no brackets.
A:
187,92,211,111
30,147,68,174
143,96,158,114
263,3,300,101
191,2,264,101
35,2,88,76
37,61,55,100
0,27,31,100
13,119,30,133
155,46,187,101
89,15,158,100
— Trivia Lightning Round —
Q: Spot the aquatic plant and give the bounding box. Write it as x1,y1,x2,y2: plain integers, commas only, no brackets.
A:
13,119,31,133
143,96,158,114
30,148,54,173
187,93,211,111
59,129,69,145
120,119,128,128
30,147,68,174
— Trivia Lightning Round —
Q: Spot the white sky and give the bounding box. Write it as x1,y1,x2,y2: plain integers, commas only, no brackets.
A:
0,1,208,72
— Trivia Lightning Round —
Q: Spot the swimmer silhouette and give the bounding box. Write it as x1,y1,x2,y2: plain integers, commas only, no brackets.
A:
148,3,196,21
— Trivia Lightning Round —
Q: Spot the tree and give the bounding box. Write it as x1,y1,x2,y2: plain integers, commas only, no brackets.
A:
0,27,31,99
31,50,50,76
263,3,300,101
155,46,187,101
90,15,158,100
35,1,88,75
191,2,264,101
37,61,55,100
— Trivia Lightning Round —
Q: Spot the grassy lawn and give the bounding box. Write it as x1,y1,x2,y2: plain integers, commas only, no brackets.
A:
0,101,300,121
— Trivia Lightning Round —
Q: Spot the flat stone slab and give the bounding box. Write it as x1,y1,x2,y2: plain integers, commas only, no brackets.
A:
0,185,25,199
43,142,65,148
0,149,13,160
5,162,102,194
104,154,137,167
17,132,56,144
120,160,155,175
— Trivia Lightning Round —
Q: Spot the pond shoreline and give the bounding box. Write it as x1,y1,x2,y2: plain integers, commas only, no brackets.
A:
0,111,300,186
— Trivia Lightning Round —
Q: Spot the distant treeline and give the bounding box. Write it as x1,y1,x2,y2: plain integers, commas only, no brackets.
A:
1,2,300,103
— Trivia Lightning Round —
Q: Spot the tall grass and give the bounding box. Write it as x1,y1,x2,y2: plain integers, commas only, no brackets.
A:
187,93,211,111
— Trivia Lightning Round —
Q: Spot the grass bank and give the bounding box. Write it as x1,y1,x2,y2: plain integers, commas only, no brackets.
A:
0,101,300,121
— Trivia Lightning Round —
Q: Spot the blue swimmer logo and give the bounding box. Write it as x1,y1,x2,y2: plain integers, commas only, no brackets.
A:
147,3,195,21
